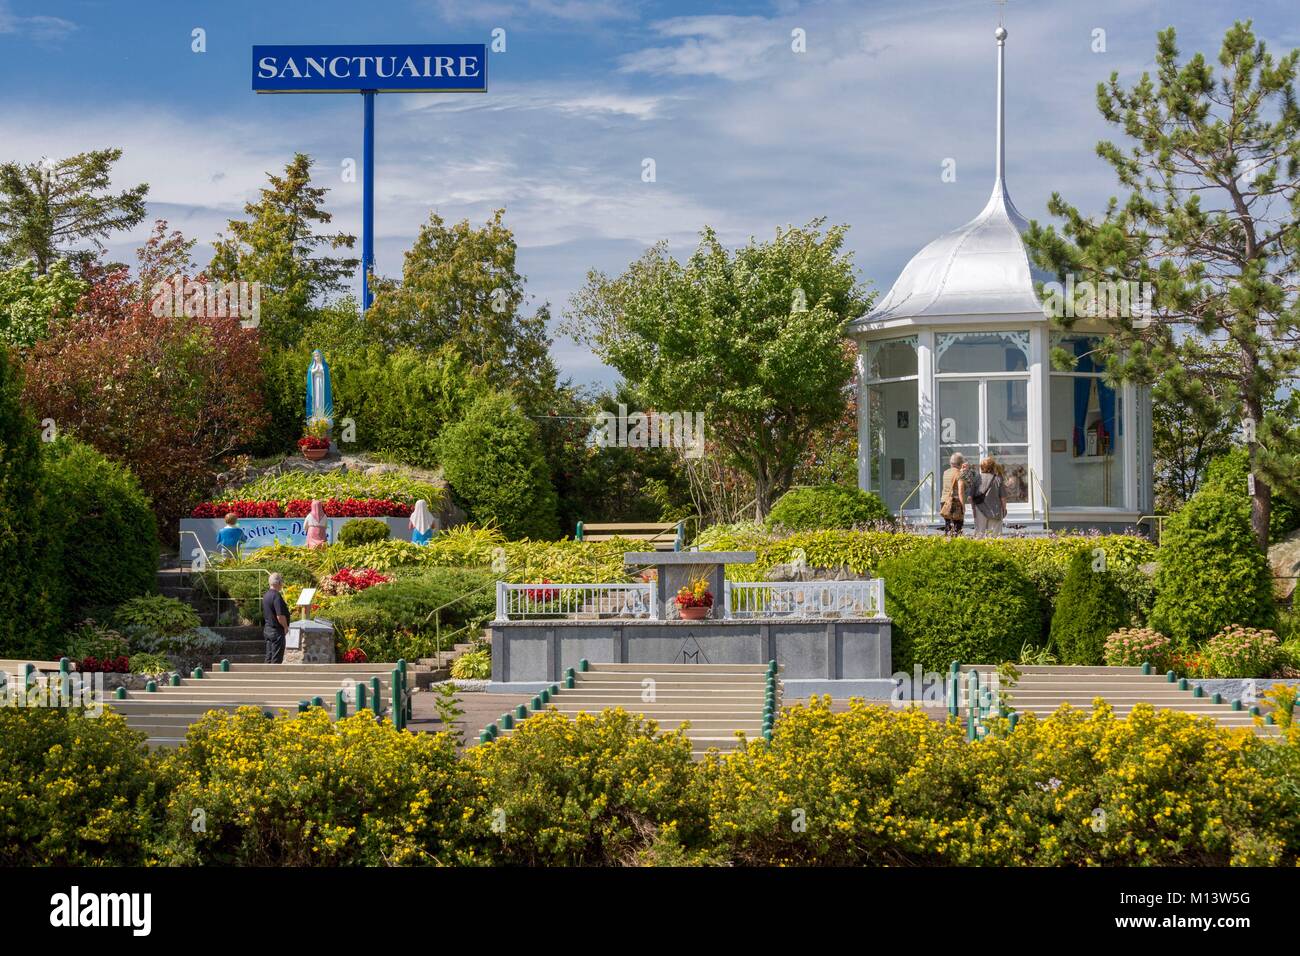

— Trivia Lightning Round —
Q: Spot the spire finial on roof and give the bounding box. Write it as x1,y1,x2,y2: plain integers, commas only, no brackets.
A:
994,23,1008,195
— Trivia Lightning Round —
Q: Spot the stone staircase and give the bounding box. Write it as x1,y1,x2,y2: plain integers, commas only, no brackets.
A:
958,664,1281,735
485,662,777,757
105,662,423,747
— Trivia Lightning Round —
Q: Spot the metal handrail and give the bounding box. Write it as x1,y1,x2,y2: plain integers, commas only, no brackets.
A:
179,530,271,626
1027,468,1051,529
897,470,935,522
1137,514,1168,541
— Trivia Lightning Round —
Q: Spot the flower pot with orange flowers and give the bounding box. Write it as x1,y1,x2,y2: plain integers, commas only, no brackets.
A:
675,577,714,620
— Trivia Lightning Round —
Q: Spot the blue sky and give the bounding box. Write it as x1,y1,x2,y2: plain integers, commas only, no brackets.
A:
1,0,1296,387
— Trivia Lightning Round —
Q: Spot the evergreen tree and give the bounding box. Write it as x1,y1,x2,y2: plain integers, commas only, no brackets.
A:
0,148,147,274
209,153,357,348
1049,550,1132,665
1025,22,1300,550
0,346,57,658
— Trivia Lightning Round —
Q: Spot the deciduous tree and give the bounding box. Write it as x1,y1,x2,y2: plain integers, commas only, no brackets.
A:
565,219,870,518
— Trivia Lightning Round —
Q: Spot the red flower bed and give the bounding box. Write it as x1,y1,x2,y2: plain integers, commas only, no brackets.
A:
283,498,412,518
80,655,131,673
192,498,413,518
341,648,368,664
190,500,281,518
327,567,392,592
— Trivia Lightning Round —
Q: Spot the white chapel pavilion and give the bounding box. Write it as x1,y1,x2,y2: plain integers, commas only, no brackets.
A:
846,27,1154,532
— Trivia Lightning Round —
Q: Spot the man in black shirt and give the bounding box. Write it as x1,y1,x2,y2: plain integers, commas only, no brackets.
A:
261,572,291,664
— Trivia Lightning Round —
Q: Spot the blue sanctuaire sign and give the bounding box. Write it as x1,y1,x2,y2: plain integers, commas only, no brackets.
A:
252,44,487,93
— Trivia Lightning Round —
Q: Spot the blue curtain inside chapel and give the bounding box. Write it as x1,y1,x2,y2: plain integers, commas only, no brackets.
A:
1072,340,1091,455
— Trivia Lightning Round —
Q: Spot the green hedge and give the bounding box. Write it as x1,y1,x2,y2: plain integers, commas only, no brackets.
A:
765,485,890,532
1150,484,1277,644
878,538,1042,671
42,438,158,626
437,391,559,540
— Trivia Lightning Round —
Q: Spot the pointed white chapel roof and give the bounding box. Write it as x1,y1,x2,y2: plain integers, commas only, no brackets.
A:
850,27,1052,328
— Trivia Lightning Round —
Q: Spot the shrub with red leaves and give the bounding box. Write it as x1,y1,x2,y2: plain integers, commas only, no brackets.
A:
79,655,131,673
340,647,368,664
297,436,329,450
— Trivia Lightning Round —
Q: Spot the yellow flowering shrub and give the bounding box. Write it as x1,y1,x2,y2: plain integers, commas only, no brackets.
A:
465,708,711,865
0,707,158,866
704,697,1287,866
156,708,484,866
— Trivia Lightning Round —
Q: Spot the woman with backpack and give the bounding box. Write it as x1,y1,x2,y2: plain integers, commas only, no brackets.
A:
972,456,1008,536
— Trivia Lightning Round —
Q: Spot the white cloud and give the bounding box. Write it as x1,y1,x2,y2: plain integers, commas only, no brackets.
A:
0,0,75,43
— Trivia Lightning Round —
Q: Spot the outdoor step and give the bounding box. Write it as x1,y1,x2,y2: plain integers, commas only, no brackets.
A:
960,665,1147,676
570,680,769,692
211,626,264,640
585,663,773,674
572,673,767,685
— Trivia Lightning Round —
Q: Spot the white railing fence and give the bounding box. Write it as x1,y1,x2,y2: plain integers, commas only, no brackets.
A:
724,579,885,619
495,582,657,621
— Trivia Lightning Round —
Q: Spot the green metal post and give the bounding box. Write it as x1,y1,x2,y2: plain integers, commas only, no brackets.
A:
370,676,381,718
192,666,204,679
1212,692,1222,704
391,669,403,729
59,657,70,673
146,680,157,693
336,690,346,720
479,730,491,745
1141,662,1151,675
502,713,514,730
515,704,527,719
1166,670,1176,682
297,700,309,713
1192,685,1203,698
540,689,550,704
531,695,542,710
550,684,560,696
1007,712,1018,732
312,696,323,708
1178,678,1188,690
565,667,575,681
170,673,180,686
356,682,367,712
579,658,589,672
1232,699,1242,711
114,686,126,700
220,659,230,672
565,674,574,689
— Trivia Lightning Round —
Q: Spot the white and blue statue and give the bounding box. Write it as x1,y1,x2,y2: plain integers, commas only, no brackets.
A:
305,350,334,426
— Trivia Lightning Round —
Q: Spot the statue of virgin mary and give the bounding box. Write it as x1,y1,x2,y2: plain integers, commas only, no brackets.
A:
305,350,334,425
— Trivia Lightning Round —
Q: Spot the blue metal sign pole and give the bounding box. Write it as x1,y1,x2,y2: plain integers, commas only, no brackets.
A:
251,43,487,311
362,91,375,310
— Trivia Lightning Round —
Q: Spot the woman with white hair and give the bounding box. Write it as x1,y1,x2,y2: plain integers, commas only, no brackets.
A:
409,499,437,545
939,452,969,537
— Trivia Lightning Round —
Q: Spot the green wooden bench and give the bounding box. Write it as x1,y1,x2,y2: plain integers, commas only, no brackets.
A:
574,521,684,551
